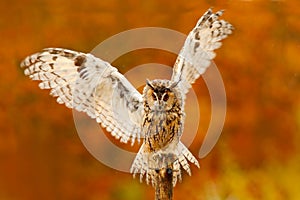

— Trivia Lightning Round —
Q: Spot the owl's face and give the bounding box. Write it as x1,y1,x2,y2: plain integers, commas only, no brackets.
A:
143,79,180,112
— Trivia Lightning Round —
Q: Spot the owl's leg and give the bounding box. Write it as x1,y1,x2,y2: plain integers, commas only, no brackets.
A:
130,141,199,187
130,144,176,186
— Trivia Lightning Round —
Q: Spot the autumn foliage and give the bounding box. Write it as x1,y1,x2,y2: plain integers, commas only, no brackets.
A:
1,0,300,199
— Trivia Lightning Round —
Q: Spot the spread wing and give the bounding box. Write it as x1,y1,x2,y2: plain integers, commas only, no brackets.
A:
21,48,143,145
171,9,233,95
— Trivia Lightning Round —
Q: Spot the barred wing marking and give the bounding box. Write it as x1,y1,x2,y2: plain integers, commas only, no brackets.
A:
21,48,143,144
171,9,234,95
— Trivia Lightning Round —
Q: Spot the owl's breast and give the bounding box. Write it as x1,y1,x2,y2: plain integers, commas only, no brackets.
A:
143,111,182,152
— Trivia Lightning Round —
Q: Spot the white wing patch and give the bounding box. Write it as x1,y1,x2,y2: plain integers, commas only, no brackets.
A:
172,9,234,95
21,48,143,144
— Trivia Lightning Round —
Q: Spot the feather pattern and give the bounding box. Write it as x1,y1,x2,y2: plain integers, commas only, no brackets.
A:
172,9,234,96
21,48,143,144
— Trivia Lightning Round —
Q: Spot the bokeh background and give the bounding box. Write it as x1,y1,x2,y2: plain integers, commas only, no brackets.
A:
1,0,300,199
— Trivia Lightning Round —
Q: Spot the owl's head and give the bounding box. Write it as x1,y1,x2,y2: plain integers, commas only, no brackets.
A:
143,79,182,112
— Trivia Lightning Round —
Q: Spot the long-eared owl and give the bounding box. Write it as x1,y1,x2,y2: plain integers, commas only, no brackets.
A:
20,9,233,186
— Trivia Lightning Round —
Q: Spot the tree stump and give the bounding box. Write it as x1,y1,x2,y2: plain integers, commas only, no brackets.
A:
152,153,175,200
154,167,173,200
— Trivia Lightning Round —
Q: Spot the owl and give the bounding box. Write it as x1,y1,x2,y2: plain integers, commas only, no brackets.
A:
20,9,233,187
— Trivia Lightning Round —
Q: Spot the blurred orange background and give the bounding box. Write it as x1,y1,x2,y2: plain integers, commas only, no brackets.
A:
1,0,300,199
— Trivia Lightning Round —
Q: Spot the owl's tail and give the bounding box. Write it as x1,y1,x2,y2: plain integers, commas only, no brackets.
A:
130,141,200,187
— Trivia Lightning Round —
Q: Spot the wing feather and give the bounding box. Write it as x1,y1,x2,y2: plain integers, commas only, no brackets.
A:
171,9,234,95
21,48,143,144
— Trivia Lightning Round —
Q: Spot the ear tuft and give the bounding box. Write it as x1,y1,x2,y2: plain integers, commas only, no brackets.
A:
146,79,155,90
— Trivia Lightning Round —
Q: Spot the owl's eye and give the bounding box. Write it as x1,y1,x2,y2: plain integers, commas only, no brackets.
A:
163,93,169,101
152,93,157,100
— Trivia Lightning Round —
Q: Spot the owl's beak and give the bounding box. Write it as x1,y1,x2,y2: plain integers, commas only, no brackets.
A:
158,105,163,110
154,101,164,111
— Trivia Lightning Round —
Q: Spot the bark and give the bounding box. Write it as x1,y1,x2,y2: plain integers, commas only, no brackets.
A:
152,153,175,200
